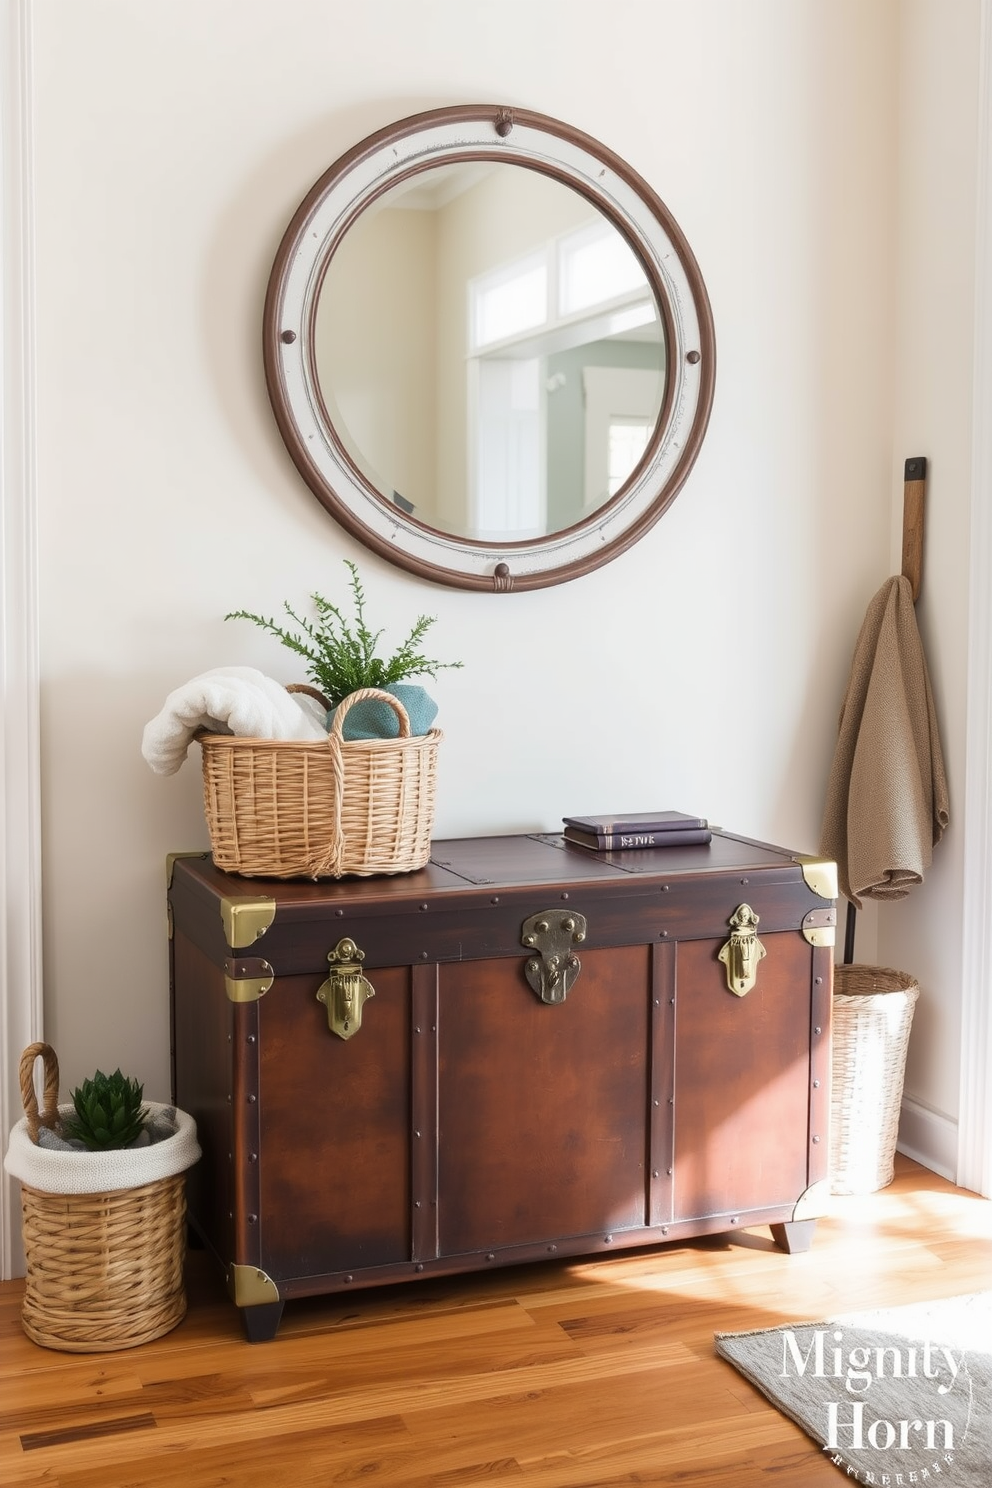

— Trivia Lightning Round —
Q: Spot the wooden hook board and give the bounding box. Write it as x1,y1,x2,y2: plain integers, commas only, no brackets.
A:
901,455,927,603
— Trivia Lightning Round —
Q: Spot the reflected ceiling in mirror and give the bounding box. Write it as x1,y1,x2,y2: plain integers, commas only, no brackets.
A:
264,106,715,591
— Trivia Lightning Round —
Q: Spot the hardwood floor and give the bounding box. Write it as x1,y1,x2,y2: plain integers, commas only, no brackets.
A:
1,1155,990,1487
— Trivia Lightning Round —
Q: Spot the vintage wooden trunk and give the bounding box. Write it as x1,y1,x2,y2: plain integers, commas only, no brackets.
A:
168,830,837,1340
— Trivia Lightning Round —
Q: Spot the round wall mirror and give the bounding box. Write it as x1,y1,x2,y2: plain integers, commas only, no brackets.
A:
264,105,715,591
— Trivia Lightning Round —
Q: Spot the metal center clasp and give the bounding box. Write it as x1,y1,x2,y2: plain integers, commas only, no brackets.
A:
718,904,766,997
316,938,375,1039
521,910,587,1004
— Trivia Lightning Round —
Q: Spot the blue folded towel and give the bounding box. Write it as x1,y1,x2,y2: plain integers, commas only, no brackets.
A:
329,683,438,740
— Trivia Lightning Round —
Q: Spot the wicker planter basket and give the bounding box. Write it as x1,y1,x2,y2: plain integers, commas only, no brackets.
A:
830,964,920,1195
4,1044,200,1353
199,685,441,880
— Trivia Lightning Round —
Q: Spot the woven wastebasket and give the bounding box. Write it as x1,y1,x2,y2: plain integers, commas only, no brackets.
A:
3,1044,201,1352
830,965,920,1195
198,685,441,879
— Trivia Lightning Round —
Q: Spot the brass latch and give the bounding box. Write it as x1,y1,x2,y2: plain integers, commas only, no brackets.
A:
316,938,375,1039
718,904,766,997
521,910,587,1004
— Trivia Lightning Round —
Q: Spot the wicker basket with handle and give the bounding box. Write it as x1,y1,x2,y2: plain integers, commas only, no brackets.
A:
198,685,441,880
4,1043,200,1352
829,964,920,1195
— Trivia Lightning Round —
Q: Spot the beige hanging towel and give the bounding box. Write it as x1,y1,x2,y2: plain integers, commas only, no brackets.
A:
820,574,949,908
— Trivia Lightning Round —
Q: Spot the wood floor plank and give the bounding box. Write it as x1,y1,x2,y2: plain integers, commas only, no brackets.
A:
20,1412,157,1451
508,1412,812,1486
0,1157,988,1487
53,1415,418,1488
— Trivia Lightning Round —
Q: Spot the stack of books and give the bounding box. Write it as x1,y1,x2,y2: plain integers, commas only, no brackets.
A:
562,810,711,852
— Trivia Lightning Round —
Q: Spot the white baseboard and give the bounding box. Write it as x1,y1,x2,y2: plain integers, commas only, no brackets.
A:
896,1096,959,1184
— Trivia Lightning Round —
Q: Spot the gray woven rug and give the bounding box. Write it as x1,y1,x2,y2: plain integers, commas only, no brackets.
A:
716,1293,992,1483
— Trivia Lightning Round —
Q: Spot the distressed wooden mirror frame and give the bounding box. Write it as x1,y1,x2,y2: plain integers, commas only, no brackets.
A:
263,104,716,592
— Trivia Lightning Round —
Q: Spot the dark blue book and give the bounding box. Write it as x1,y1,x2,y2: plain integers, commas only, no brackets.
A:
562,809,708,837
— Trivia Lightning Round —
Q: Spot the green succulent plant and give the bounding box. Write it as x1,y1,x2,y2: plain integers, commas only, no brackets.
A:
225,559,463,707
61,1068,148,1151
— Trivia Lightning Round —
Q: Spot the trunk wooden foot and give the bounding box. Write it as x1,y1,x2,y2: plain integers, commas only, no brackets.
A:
770,1218,817,1254
241,1301,285,1342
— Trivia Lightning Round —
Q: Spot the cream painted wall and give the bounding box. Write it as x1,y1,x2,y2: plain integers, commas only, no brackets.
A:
880,0,980,1165
26,1,922,1124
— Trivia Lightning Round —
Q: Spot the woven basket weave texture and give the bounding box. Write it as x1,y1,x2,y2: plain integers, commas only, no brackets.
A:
199,685,440,879
10,1044,195,1353
830,964,919,1195
20,1173,188,1352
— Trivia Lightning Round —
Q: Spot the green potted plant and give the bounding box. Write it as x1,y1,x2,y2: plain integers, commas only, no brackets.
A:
226,559,462,738
59,1067,157,1150
4,1043,200,1352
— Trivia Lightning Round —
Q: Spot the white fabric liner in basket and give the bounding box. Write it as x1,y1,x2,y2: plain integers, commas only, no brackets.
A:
4,1100,201,1195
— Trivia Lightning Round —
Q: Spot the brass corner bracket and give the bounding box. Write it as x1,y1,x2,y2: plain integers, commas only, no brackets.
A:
224,958,274,1003
166,850,208,888
227,1263,280,1308
794,856,838,903
220,894,277,950
802,906,837,948
792,1179,831,1222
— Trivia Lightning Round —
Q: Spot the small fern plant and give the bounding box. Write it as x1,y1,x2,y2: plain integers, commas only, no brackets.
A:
61,1069,149,1151
225,560,463,706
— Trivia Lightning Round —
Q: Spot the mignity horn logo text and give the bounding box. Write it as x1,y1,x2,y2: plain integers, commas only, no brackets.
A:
716,1295,992,1486
780,1326,969,1481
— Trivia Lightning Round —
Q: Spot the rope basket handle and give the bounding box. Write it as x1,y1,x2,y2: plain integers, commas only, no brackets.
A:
19,1042,61,1144
327,687,412,740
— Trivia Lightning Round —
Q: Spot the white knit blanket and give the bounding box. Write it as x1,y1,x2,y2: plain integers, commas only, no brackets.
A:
4,1101,200,1195
141,666,327,776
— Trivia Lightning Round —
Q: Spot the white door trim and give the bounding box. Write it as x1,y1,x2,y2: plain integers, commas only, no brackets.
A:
957,0,992,1199
1,0,43,1279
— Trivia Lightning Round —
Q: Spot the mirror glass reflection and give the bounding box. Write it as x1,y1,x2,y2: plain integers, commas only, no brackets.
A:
314,163,666,544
